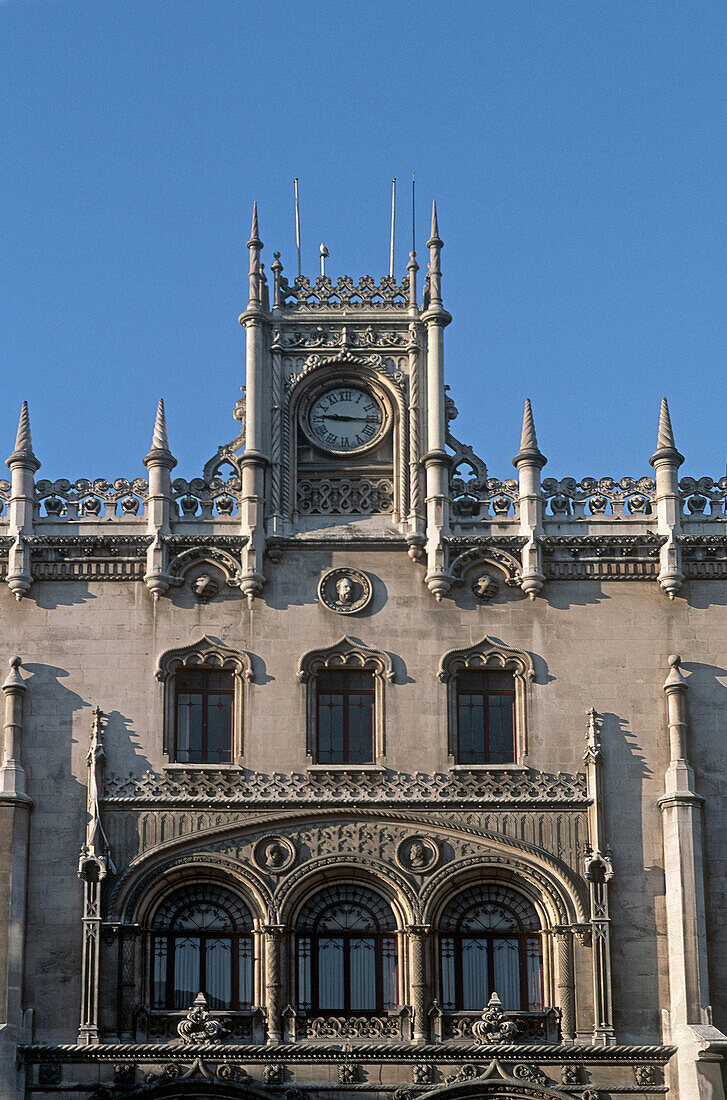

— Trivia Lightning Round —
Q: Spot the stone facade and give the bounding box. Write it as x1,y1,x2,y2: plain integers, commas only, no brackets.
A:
0,204,725,1100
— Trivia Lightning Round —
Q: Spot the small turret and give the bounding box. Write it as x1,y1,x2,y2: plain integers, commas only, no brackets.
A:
649,398,684,600
5,403,40,601
143,399,177,601
513,399,546,600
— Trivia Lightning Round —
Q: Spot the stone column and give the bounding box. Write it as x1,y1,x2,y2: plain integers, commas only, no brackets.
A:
262,925,285,1045
407,925,431,1044
78,866,102,1045
583,708,616,1044
512,399,546,601
659,655,726,1100
0,657,32,1100
420,202,452,601
553,927,576,1042
5,402,40,602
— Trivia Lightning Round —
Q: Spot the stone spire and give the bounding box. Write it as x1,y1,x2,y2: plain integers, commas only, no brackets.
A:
651,397,683,465
425,201,443,309
151,398,169,451
513,398,547,468
246,201,263,310
7,402,40,471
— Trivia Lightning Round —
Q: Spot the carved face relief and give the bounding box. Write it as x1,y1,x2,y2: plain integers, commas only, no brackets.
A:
317,568,373,615
395,835,439,874
252,835,296,874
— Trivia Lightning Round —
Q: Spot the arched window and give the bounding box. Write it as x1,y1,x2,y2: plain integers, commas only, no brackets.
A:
150,883,253,1011
296,885,397,1015
439,884,542,1012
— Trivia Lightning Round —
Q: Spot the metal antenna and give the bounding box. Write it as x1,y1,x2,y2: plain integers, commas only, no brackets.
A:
320,243,329,277
294,178,301,278
389,178,397,277
411,171,416,255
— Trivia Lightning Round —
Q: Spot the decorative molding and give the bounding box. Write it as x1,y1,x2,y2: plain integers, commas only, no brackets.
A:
298,636,394,684
317,568,373,614
298,474,394,515
102,767,588,807
280,274,410,310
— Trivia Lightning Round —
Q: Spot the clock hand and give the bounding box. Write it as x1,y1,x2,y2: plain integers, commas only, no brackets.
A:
318,414,379,423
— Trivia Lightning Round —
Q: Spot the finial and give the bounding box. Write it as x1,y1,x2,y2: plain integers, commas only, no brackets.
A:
650,397,684,468
427,200,442,247
7,401,40,471
2,656,25,692
513,398,547,469
247,201,262,249
664,652,688,692
151,398,170,451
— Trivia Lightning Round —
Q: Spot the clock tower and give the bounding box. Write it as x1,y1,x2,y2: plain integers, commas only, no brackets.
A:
236,200,453,602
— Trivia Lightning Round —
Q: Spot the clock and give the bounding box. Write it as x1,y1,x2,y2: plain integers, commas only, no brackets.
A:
303,384,387,455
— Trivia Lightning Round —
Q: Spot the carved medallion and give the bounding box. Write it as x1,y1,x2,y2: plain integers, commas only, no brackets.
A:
395,835,439,873
253,835,296,874
317,568,373,615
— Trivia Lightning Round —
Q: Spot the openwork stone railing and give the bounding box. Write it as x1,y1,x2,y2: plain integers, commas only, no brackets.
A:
297,474,394,515
679,476,727,517
280,274,410,310
541,477,655,518
285,1010,411,1043
434,1008,561,1045
0,479,9,515
134,1007,266,1044
172,476,241,519
35,478,148,520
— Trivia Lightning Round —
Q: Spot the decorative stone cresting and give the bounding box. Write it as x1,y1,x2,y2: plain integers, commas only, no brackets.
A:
471,993,519,1043
176,994,225,1043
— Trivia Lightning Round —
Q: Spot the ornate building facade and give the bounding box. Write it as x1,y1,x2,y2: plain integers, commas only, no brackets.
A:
0,204,725,1100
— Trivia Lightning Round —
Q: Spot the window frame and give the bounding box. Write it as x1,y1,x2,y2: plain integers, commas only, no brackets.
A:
149,883,255,1012
438,884,543,1013
298,636,394,766
295,885,398,1016
173,667,235,765
157,637,253,764
438,636,534,766
454,669,516,765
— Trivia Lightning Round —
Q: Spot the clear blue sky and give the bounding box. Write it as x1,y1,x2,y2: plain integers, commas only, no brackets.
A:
3,1,726,483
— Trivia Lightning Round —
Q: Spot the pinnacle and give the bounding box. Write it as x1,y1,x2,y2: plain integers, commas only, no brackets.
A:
151,398,170,451
656,397,676,450
520,398,538,452
247,201,262,248
14,402,33,455
431,200,439,239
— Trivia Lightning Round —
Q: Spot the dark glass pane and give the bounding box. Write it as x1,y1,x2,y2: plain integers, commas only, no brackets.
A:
318,937,345,1009
458,693,486,764
349,937,376,1010
151,937,167,1009
381,935,397,1011
492,938,520,1009
348,693,374,763
318,692,345,763
489,695,514,763
297,935,312,1011
441,936,456,1010
526,936,543,1010
239,937,253,1007
173,901,231,931
205,937,232,1009
457,669,514,693
461,937,490,1009
317,902,377,932
176,692,203,762
207,694,232,763
173,937,200,1009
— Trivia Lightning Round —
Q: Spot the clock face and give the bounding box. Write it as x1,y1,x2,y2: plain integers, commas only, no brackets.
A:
305,386,386,454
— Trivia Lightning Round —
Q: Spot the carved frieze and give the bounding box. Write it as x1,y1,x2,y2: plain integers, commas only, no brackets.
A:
103,767,588,807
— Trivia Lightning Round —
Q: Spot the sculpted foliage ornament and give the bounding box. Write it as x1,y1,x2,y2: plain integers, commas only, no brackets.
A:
176,993,225,1043
471,993,519,1043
